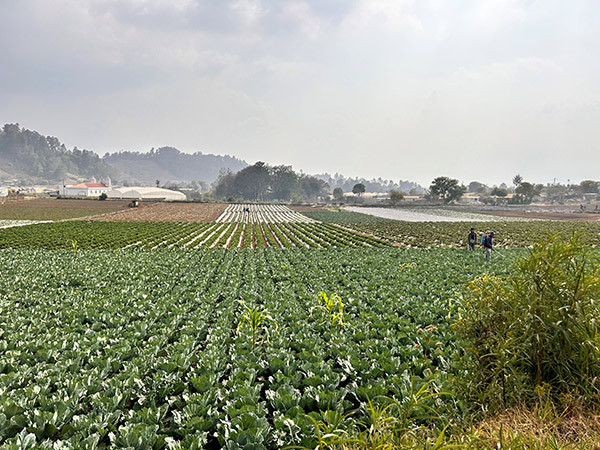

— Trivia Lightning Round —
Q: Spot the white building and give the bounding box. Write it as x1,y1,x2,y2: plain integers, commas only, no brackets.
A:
59,181,110,197
106,187,187,201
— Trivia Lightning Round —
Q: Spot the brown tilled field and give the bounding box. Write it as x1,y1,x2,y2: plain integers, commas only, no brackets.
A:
0,198,131,220
87,202,227,222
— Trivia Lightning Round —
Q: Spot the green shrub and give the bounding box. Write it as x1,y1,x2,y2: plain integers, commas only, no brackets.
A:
455,233,600,412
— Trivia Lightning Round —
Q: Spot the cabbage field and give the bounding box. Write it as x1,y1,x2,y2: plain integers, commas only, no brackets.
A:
0,247,519,448
1,202,593,448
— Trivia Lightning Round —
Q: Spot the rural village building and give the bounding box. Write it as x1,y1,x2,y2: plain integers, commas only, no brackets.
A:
59,180,110,197
106,186,187,201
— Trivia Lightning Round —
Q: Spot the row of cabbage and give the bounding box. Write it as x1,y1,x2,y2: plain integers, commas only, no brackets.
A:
298,208,600,248
0,248,518,448
0,221,392,250
216,204,315,223
342,220,600,248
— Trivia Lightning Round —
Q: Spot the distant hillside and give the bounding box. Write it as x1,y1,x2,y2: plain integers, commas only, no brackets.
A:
0,123,118,184
0,123,423,192
103,147,248,185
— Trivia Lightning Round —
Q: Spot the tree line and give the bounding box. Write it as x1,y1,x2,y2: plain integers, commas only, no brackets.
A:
428,174,600,205
212,162,330,202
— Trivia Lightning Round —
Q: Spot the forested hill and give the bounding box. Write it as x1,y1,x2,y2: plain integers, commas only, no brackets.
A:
103,147,248,185
0,124,118,183
0,123,247,185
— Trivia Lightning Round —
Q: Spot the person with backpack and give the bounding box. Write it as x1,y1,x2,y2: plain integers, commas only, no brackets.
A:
483,231,494,259
468,228,477,251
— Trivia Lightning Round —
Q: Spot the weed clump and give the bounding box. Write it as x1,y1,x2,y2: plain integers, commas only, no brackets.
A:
455,233,600,412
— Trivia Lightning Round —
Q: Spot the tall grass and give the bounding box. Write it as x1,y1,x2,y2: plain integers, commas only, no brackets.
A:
454,233,600,411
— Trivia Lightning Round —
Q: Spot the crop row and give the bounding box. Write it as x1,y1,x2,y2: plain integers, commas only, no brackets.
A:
0,247,518,448
216,204,315,223
341,220,600,248
0,221,392,250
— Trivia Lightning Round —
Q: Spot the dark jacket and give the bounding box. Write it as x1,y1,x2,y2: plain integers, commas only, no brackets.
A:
483,235,493,249
468,231,477,244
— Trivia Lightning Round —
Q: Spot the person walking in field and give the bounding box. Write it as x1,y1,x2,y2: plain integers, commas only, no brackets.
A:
468,228,477,251
483,231,494,259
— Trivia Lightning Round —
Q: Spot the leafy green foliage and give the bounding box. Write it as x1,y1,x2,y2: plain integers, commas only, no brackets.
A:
0,221,393,249
237,300,278,348
428,177,466,204
346,220,600,248
0,123,117,182
0,247,516,447
212,161,330,201
312,292,345,327
454,234,600,411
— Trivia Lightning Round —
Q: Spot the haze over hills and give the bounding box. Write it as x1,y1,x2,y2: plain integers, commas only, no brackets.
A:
0,124,248,186
0,123,423,193
0,123,118,184
104,147,247,186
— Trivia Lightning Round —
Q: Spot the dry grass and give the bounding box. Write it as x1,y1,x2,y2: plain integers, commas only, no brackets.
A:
467,406,600,449
87,202,227,222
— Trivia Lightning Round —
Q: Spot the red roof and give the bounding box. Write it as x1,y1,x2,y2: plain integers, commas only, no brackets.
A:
70,183,107,188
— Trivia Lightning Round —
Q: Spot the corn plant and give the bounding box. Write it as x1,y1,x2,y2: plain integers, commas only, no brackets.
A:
236,300,278,348
312,292,345,327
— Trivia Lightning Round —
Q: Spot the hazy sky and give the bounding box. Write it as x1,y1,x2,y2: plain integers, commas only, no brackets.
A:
1,0,599,187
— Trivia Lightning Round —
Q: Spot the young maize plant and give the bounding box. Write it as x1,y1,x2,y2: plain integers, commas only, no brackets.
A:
236,300,278,348
398,262,417,271
313,291,345,327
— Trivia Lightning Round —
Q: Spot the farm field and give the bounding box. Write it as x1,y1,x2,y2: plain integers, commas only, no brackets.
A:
0,221,391,250
299,208,600,248
88,202,227,223
2,201,598,448
0,247,519,448
343,220,600,248
216,204,315,223
342,206,519,222
0,198,130,221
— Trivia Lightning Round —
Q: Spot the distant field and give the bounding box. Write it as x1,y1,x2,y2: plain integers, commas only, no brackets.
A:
87,202,226,222
0,198,130,220
298,208,395,224
344,220,600,248
343,206,526,222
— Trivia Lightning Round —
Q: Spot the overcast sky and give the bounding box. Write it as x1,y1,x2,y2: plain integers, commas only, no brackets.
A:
1,0,599,187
